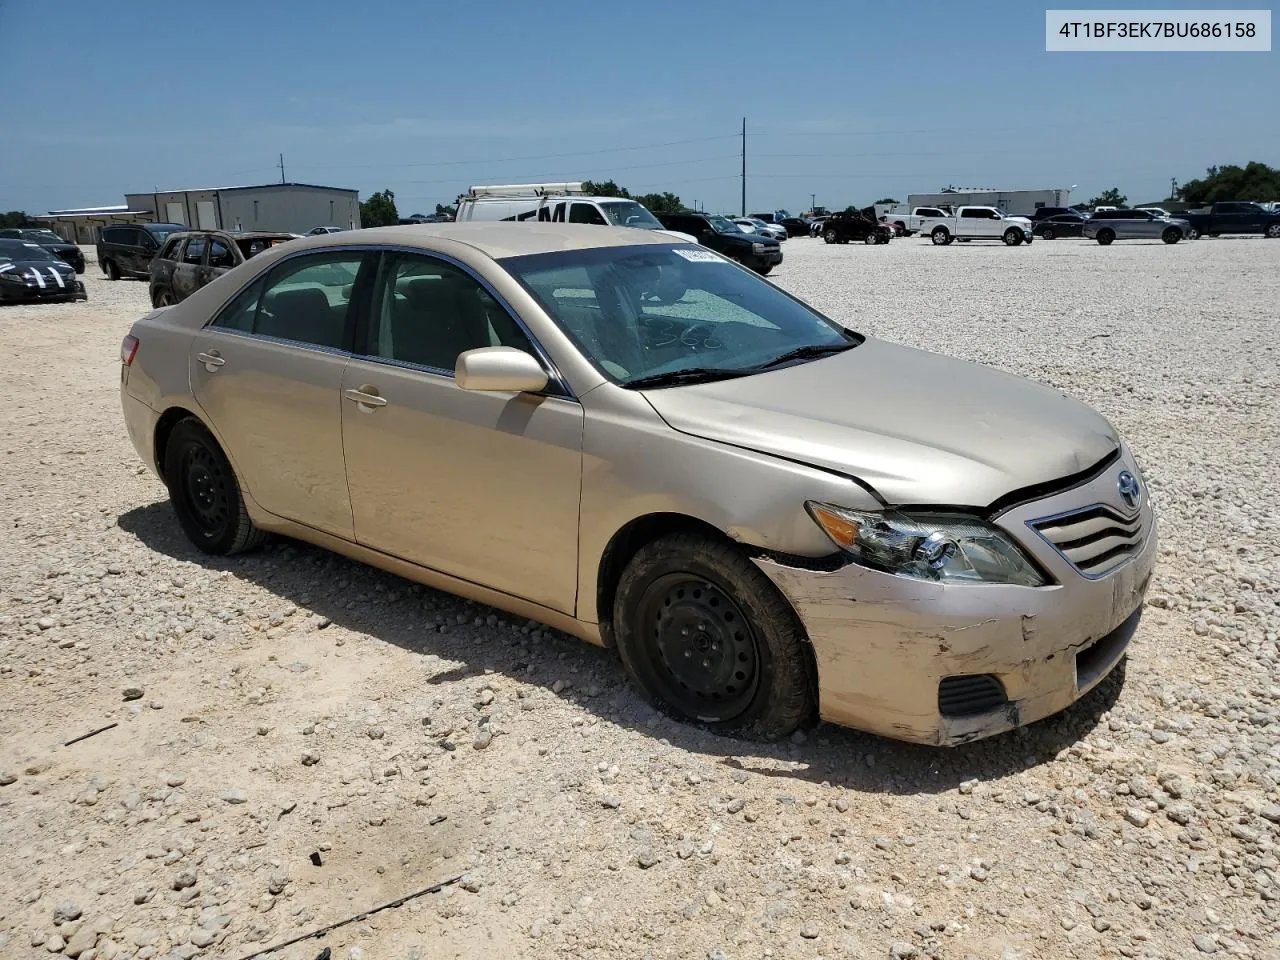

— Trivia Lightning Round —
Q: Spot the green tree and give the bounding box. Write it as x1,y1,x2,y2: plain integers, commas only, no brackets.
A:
0,211,37,228
1088,187,1127,208
635,191,683,214
1178,162,1280,205
434,203,457,218
581,180,632,198
359,189,398,227
874,197,899,205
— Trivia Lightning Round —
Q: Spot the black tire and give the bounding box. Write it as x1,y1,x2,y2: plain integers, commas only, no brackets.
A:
931,227,950,245
103,259,120,281
1096,229,1115,246
163,418,265,555
1161,227,1181,244
152,288,174,309
863,232,878,245
754,264,772,276
613,533,814,739
1041,227,1056,240
1187,227,1199,240
823,228,838,245
1003,228,1023,246
1266,223,1280,239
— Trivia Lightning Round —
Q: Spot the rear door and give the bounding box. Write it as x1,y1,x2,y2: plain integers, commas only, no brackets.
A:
172,235,207,302
205,236,238,288
958,208,986,238
188,250,374,538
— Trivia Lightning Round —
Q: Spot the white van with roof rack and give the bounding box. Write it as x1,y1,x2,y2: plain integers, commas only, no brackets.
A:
454,183,696,243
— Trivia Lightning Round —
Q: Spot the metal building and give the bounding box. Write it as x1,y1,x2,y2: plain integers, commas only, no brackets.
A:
123,182,361,234
905,187,1073,217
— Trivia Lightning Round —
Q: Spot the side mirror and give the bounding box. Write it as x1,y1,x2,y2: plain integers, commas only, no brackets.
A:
455,346,548,394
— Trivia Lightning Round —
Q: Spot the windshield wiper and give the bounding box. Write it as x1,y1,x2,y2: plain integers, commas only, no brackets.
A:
624,367,755,389
754,341,856,370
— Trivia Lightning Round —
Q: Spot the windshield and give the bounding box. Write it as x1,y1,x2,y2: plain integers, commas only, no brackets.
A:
25,230,67,244
502,244,859,387
706,215,743,235
598,201,663,230
0,239,59,261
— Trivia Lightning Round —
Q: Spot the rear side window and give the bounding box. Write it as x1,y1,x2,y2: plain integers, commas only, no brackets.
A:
208,239,235,269
184,237,206,264
159,237,184,260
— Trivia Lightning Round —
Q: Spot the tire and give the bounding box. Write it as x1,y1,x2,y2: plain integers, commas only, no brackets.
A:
613,532,814,739
754,264,772,276
863,232,878,245
1041,227,1055,240
163,418,265,555
1096,229,1115,246
1187,228,1199,240
1209,232,1220,238
823,228,838,245
103,259,120,281
152,288,174,308
931,227,950,245
1266,223,1280,239
1161,227,1181,244
1003,228,1023,246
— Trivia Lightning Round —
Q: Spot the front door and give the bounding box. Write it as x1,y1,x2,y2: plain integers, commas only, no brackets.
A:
189,250,374,539
340,251,583,613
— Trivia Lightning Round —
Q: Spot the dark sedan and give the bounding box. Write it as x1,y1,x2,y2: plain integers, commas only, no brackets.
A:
777,217,812,238
0,228,86,272
1032,213,1088,240
0,239,87,303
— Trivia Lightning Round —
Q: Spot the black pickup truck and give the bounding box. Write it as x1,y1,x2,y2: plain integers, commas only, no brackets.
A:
1177,201,1280,239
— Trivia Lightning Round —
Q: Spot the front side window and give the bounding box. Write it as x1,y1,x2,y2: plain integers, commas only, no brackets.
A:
365,253,534,372
159,237,185,261
184,237,206,265
505,244,858,386
208,239,235,269
598,201,662,229
569,203,608,226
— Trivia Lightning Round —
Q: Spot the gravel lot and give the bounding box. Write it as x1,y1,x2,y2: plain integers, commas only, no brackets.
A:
1,235,1277,960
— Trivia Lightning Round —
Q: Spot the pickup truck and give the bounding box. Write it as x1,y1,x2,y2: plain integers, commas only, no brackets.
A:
879,206,949,236
1176,201,1280,239
918,206,1034,246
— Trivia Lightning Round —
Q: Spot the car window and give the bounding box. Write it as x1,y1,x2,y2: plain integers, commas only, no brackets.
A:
184,237,207,265
251,254,364,349
211,278,264,333
960,209,982,219
366,253,534,373
159,237,185,261
208,239,235,269
569,203,608,226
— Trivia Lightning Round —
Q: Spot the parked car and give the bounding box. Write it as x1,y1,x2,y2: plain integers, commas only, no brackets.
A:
119,222,1154,746
1032,213,1089,240
809,217,828,238
307,225,345,235
777,217,812,238
0,238,87,303
456,183,695,243
819,212,892,245
1093,206,1118,213
1135,207,1172,219
918,207,1034,246
1082,209,1193,245
1029,206,1082,222
97,223,186,280
880,206,949,236
0,227,86,273
655,212,782,274
1175,201,1280,239
149,230,297,307
733,218,788,241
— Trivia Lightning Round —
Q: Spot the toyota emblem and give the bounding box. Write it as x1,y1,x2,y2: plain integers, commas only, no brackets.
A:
1117,470,1141,510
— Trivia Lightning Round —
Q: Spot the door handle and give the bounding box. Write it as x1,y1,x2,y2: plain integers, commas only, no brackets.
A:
196,350,225,371
344,386,387,410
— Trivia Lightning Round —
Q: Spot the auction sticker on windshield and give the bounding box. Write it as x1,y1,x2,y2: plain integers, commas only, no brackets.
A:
672,248,723,263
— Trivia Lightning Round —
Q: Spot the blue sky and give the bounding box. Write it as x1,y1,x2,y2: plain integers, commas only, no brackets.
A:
1,0,1276,214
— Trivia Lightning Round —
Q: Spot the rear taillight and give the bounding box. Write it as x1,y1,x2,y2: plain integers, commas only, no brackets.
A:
120,335,139,366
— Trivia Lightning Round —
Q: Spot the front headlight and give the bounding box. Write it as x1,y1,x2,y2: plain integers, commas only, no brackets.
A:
0,270,28,284
751,242,766,254
806,502,1047,586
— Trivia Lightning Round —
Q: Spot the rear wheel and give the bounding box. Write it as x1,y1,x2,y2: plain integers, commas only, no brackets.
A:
1161,227,1181,244
103,259,120,281
1187,227,1199,240
163,418,265,555
863,232,878,245
931,227,951,245
613,533,814,739
1096,229,1115,246
1003,228,1023,246
754,264,772,276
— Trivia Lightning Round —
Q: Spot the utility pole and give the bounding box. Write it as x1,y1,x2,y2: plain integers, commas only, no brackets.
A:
740,117,746,217
279,153,286,184
810,193,816,213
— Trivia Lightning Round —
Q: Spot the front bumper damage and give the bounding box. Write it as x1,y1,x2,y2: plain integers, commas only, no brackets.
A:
755,455,1157,746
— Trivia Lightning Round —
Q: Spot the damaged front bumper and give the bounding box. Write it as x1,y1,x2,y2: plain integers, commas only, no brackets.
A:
755,458,1157,746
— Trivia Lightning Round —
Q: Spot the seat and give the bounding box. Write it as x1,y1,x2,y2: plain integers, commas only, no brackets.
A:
261,287,343,348
391,275,487,371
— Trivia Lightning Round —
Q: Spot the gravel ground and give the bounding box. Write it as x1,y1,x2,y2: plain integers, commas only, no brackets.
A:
0,235,1277,960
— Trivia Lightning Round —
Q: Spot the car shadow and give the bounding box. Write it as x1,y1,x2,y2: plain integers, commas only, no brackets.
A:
117,501,1124,796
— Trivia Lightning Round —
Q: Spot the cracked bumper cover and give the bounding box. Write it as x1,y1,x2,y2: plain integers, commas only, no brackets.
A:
754,468,1157,746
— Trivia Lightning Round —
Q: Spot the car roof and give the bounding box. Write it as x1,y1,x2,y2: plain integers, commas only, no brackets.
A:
167,230,294,241
277,222,677,259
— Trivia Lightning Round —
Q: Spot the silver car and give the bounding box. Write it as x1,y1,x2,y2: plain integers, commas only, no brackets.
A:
119,223,1154,746
1083,209,1194,245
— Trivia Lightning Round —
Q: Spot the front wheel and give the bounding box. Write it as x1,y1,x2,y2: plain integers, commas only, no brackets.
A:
823,228,838,244
1161,227,1181,244
613,533,814,739
863,232,878,245
152,288,174,308
163,418,265,555
103,259,120,281
1096,229,1115,246
930,227,951,245
1041,227,1055,240
1003,229,1023,246
1266,223,1280,238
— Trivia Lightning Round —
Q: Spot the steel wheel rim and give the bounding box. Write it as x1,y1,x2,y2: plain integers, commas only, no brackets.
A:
638,573,760,721
181,444,230,539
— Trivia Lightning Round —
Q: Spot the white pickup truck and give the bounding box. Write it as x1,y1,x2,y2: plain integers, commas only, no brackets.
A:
918,206,1035,246
878,206,950,236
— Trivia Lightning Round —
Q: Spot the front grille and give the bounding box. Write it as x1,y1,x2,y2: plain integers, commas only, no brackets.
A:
938,674,1008,718
1030,504,1144,578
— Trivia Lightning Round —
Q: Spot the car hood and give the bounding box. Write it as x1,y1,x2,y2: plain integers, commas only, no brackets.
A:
0,257,76,277
640,338,1119,507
